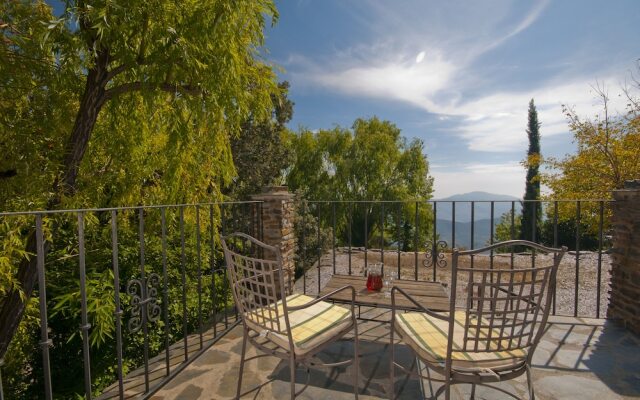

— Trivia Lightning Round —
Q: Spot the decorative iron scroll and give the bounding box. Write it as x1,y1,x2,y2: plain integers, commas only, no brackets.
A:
127,273,162,333
423,240,448,269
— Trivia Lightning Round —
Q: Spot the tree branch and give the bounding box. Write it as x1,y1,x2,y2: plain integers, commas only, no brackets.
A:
104,81,202,99
106,63,131,80
0,169,17,179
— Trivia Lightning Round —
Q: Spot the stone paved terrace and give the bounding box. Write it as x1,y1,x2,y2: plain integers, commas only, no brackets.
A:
146,308,640,400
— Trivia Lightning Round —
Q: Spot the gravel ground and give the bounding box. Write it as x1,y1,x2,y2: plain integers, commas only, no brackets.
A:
295,247,611,319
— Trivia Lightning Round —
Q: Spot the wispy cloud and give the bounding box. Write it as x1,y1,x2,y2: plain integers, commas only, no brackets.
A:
302,47,457,110
285,0,631,153
431,162,525,198
479,0,550,55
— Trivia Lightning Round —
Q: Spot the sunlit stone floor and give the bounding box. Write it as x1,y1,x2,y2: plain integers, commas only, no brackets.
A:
142,308,640,399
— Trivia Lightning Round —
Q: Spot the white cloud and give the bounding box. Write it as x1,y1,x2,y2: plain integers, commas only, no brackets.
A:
446,79,630,152
304,48,456,109
432,163,525,198
479,0,550,55
286,1,634,153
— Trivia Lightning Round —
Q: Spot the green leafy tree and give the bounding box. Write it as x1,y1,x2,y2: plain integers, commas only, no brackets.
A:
494,211,521,243
520,99,542,242
1,0,278,369
225,81,294,199
286,117,434,252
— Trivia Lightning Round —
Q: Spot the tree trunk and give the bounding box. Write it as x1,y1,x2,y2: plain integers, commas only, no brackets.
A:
0,50,110,359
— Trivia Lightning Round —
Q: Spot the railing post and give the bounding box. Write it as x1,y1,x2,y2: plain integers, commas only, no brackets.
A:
36,214,53,400
414,201,419,280
179,207,188,361
111,211,125,399
433,202,438,281
608,180,640,334
332,202,336,275
196,206,203,348
317,203,322,295
348,202,352,275
381,202,385,269
77,212,93,399
251,186,296,295
0,358,4,400
596,201,605,319
574,201,581,317
364,202,368,272
397,203,402,278
209,205,217,338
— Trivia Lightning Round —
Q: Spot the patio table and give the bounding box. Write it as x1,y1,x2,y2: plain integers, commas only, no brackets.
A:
319,274,450,318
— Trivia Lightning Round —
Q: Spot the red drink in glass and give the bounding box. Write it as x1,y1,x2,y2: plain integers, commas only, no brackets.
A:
366,274,375,290
366,264,384,291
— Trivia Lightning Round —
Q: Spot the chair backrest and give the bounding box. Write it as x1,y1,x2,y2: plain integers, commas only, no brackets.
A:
448,240,566,359
221,232,289,335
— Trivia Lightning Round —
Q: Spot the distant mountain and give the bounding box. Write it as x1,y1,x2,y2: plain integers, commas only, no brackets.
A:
433,192,522,222
435,218,499,250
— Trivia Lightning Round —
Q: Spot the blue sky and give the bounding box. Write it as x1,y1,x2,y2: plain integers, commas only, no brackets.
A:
265,0,640,198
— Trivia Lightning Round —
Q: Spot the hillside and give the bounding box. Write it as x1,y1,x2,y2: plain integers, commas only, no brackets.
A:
435,218,499,249
433,191,521,222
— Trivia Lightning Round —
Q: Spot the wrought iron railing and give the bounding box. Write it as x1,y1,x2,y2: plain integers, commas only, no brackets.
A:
0,197,616,399
0,201,262,400
296,199,613,319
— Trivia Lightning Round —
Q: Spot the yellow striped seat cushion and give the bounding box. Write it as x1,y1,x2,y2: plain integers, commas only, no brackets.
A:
395,311,528,370
245,294,353,355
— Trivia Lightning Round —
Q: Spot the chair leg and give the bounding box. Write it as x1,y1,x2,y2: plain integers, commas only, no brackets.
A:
470,382,476,399
353,320,360,399
289,354,297,399
389,318,395,399
444,379,451,400
526,364,535,400
236,329,248,400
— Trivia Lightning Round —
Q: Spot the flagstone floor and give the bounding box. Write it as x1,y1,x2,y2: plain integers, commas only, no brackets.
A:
147,308,640,400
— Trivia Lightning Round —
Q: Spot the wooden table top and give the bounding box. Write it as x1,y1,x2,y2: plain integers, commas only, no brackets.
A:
319,274,450,312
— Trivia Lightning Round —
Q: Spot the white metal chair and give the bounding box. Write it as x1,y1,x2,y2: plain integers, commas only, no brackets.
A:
221,232,360,399
390,240,566,399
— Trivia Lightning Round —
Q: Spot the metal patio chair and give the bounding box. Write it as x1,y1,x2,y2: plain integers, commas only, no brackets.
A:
221,232,360,399
390,240,566,399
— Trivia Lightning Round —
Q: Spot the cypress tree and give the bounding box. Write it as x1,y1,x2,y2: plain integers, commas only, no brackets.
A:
520,99,542,242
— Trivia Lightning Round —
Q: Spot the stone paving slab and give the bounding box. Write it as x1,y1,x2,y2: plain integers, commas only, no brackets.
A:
151,309,640,399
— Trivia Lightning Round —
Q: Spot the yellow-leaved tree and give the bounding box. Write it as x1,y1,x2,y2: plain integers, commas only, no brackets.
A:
542,83,640,236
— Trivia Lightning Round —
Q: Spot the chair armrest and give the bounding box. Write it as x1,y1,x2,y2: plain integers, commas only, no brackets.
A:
286,285,356,311
391,286,448,321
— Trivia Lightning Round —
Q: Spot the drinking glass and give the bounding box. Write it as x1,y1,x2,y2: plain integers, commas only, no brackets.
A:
384,270,397,298
366,263,383,291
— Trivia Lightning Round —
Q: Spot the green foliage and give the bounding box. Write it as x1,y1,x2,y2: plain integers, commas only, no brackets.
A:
52,269,116,347
0,219,32,299
520,99,542,242
1,0,280,398
226,81,294,199
0,0,79,211
293,199,332,278
2,207,238,398
493,211,521,244
286,117,434,259
1,297,40,397
539,217,600,251
1,0,280,210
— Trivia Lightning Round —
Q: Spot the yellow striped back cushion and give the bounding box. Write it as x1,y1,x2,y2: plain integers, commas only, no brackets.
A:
246,294,352,351
396,311,527,369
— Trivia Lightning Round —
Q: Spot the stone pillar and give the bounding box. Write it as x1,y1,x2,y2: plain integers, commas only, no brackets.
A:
251,186,296,295
608,180,640,334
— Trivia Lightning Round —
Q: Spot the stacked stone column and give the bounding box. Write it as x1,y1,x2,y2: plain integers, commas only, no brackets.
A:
251,186,296,295
608,180,640,334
